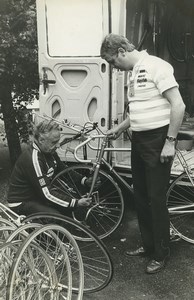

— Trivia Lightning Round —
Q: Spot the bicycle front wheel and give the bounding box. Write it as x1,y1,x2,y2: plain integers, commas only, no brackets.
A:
23,213,113,294
0,241,24,300
167,171,194,243
7,225,80,300
6,237,60,300
51,164,124,239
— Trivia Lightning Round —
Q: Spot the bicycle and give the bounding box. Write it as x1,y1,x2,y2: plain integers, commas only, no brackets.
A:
6,225,84,300
4,239,70,300
0,203,84,299
23,213,113,294
0,228,74,300
51,120,194,245
51,123,133,239
0,201,113,295
33,116,130,240
167,129,194,244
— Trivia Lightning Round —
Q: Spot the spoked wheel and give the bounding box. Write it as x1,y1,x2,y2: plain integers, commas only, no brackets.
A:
167,171,194,243
51,164,124,239
5,223,42,243
0,218,17,243
23,213,113,294
7,225,82,300
0,241,23,300
6,239,60,300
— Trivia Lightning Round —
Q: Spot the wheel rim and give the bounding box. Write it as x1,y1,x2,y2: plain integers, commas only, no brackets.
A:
24,214,113,293
167,172,194,243
51,165,124,239
7,225,79,300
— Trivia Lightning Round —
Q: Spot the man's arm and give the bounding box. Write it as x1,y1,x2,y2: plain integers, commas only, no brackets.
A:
160,86,185,163
107,117,131,138
32,149,91,208
31,149,77,208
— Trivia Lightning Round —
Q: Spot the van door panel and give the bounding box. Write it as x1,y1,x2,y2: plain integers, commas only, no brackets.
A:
36,0,110,161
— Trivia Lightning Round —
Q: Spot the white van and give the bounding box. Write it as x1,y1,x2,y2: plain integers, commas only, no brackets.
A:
36,0,193,176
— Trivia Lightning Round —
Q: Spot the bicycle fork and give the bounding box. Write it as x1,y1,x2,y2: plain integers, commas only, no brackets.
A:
85,136,108,220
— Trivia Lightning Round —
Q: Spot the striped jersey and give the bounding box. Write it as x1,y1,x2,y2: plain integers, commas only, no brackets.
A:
127,51,178,131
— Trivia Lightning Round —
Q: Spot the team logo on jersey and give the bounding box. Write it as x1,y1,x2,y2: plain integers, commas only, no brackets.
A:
39,178,46,186
47,167,54,178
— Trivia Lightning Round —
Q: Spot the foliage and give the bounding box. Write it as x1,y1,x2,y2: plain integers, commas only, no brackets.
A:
0,0,39,143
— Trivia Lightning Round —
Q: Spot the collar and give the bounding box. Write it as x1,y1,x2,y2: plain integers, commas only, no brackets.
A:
33,142,41,152
133,50,148,71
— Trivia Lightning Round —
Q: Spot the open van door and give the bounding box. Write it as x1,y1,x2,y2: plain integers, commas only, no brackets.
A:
36,0,112,160
36,0,129,164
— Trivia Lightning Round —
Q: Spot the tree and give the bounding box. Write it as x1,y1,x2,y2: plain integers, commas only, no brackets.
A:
0,0,39,166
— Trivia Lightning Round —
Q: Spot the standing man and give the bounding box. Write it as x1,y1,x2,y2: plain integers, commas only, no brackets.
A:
7,119,91,216
100,34,185,274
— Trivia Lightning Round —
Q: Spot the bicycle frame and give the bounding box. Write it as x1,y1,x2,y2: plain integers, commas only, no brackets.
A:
176,149,194,182
0,202,25,226
74,133,194,216
74,134,134,198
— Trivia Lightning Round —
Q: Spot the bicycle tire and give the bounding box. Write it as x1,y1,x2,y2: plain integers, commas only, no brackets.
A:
0,218,17,243
51,164,124,239
23,213,113,293
7,225,81,300
0,241,24,300
6,235,61,300
167,171,194,243
5,223,66,299
15,223,83,298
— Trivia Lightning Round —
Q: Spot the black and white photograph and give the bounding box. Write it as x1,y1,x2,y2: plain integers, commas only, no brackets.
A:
0,0,194,299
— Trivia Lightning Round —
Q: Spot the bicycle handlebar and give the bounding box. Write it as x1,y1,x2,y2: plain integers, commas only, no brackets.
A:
60,122,99,146
74,134,105,163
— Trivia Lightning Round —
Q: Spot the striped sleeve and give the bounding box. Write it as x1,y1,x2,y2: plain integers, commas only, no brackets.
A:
32,149,76,208
153,60,178,94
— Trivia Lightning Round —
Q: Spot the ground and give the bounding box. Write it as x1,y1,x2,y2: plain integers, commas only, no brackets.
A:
1,143,194,300
84,206,194,300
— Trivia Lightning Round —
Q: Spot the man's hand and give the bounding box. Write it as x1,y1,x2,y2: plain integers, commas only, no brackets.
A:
160,140,176,163
106,118,131,140
106,128,122,140
84,176,101,189
77,196,92,207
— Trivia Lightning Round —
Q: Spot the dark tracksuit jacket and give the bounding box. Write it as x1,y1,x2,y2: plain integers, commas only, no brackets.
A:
7,142,79,209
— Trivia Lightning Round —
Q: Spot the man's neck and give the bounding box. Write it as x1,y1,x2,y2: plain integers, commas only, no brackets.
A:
131,50,142,66
126,49,141,70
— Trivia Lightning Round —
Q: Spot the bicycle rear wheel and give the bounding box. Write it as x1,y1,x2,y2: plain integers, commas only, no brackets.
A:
7,225,80,300
51,164,124,239
0,241,23,299
167,171,194,243
6,237,61,300
23,213,113,294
